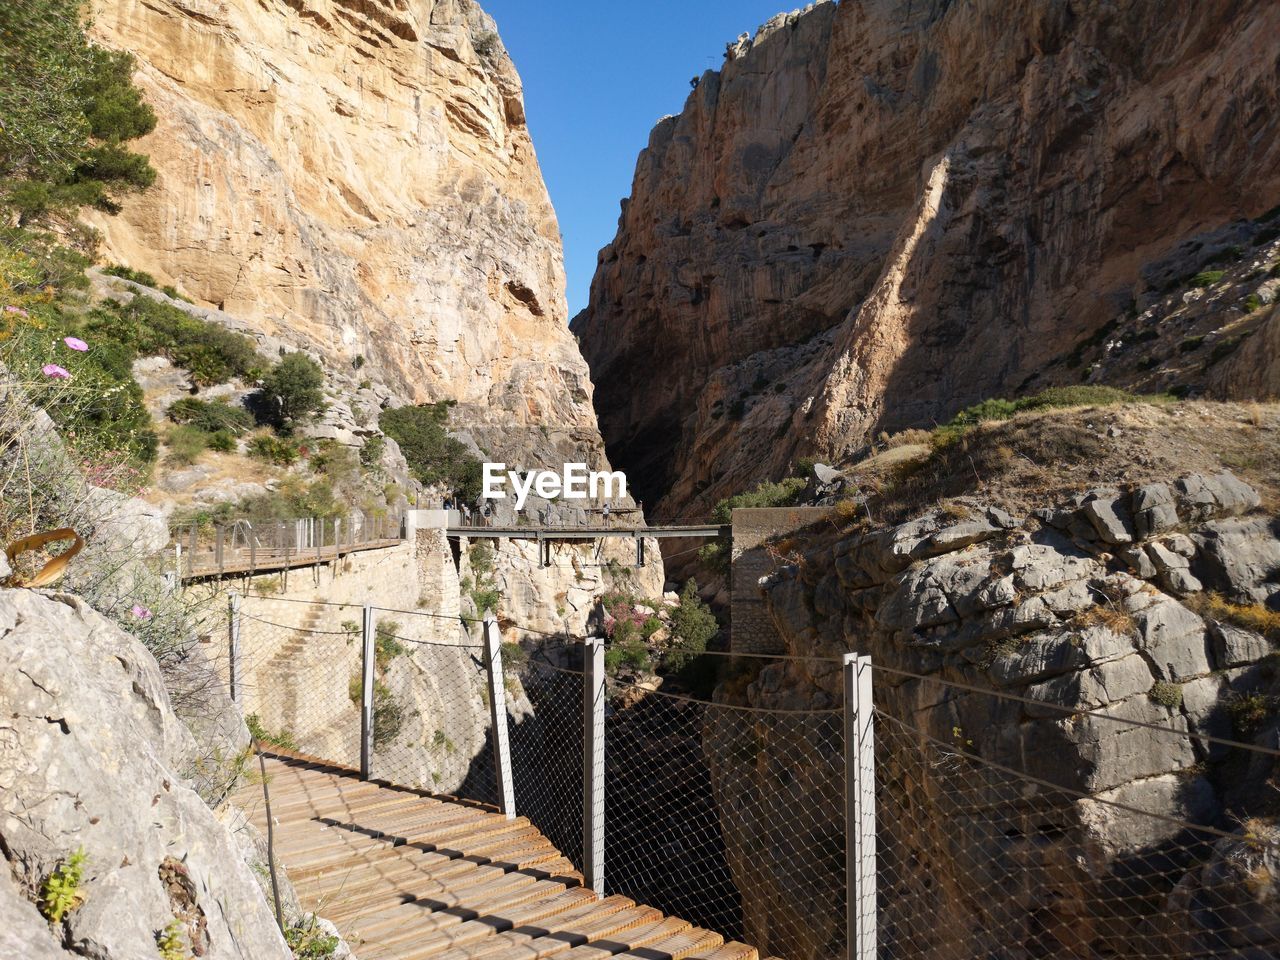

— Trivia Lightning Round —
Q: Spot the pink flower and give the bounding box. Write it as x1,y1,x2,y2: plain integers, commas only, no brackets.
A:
42,364,71,379
131,604,152,620
63,336,88,351
4,305,28,317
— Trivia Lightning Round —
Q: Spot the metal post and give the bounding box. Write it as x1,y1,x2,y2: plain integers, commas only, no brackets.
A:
216,525,225,577
318,517,324,558
482,612,516,819
844,653,876,960
360,605,375,780
636,534,645,568
582,635,606,896
228,592,241,703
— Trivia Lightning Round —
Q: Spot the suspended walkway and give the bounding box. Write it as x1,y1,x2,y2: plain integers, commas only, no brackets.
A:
235,754,764,960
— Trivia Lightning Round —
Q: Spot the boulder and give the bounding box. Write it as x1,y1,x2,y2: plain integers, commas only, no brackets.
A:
0,588,290,959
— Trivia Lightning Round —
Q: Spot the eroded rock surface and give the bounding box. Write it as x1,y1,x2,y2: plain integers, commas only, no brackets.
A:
716,469,1280,958
573,0,1280,516
0,588,289,958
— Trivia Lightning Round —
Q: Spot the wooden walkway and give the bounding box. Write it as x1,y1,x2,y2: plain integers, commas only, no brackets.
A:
234,755,762,960
181,538,403,580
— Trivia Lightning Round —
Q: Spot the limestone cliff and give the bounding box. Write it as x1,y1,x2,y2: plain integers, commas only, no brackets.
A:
572,0,1280,518
86,0,604,472
716,402,1280,958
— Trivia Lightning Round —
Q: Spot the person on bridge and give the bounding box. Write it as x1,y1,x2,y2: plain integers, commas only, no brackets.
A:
602,502,610,527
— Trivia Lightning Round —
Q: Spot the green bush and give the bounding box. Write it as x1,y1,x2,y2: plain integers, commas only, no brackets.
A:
0,2,156,218
245,714,296,751
247,432,300,466
39,848,87,923
374,620,406,670
164,425,208,466
84,295,260,386
372,680,404,743
1244,293,1263,313
1189,270,1225,288
711,477,807,524
933,385,1158,445
259,352,325,425
360,434,385,469
1148,681,1183,709
167,397,255,435
667,579,718,669
379,402,482,501
103,263,157,287
156,920,186,960
206,430,236,453
285,919,340,960
605,637,651,676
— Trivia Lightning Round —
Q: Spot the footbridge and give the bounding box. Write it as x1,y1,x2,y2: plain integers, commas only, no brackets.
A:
445,521,728,567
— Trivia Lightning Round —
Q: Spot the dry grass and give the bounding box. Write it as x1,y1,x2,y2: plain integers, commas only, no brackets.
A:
1185,592,1280,640
1072,603,1139,637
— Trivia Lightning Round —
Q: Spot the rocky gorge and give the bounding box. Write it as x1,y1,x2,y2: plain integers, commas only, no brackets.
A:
573,0,1280,519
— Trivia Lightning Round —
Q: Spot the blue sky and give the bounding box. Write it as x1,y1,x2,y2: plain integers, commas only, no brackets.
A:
483,0,797,317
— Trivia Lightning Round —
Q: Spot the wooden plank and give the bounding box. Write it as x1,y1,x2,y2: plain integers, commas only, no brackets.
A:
547,917,695,960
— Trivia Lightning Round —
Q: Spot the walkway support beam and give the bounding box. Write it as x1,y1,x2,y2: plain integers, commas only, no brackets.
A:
844,653,876,960
227,591,241,703
582,636,606,897
483,612,517,819
360,604,375,780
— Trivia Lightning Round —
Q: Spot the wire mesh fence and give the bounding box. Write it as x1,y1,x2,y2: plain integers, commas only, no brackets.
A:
225,590,1280,960
234,597,365,769
871,664,1280,960
600,656,848,960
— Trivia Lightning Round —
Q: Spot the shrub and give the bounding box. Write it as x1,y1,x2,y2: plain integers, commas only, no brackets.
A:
246,432,300,466
164,425,208,466
374,619,406,670
1189,270,1226,288
39,848,87,923
84,295,260,386
372,680,404,743
167,397,254,435
473,30,500,59
205,429,236,453
667,579,717,669
156,920,187,960
605,637,651,676
0,5,156,217
103,263,157,287
360,434,385,468
245,714,296,751
378,402,482,501
1185,592,1280,641
1243,293,1263,313
1149,681,1183,709
259,352,325,424
710,476,807,524
1179,335,1206,353
285,918,340,960
933,385,1156,445
1227,692,1277,738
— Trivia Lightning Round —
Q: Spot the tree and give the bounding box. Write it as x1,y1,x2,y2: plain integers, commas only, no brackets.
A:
667,579,718,669
0,1,157,221
260,353,326,425
378,402,482,502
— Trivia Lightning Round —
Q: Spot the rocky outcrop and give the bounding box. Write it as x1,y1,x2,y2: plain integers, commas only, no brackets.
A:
86,0,613,481
0,588,289,959
719,468,1280,958
573,0,1280,517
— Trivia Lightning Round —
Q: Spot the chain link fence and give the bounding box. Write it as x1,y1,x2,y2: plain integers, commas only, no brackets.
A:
230,593,1280,960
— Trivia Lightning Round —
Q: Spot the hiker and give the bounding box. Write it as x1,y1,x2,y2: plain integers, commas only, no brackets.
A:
602,502,610,527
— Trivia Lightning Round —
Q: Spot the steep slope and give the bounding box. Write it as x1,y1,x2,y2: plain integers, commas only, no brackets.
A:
85,0,600,469
572,0,1280,518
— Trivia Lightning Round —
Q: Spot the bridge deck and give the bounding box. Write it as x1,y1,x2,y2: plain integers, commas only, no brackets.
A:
180,538,403,580
234,755,761,960
447,525,727,540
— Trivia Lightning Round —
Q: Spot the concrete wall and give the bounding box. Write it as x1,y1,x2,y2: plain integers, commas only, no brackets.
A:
730,506,832,654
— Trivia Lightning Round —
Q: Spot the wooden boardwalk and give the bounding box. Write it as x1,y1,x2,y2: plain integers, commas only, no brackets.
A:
181,538,403,580
234,755,762,960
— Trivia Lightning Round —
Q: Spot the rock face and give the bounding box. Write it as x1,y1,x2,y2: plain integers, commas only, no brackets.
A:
720,469,1280,958
0,588,289,959
86,0,606,471
573,0,1280,517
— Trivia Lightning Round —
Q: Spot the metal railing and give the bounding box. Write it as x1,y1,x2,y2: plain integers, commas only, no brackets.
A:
228,596,1280,960
169,511,402,579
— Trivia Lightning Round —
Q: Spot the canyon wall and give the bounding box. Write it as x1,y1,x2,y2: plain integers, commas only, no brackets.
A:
86,0,606,474
573,0,1280,517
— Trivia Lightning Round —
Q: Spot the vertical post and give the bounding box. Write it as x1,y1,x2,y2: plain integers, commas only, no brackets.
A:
216,525,225,577
482,612,516,819
582,636,606,897
360,605,375,780
317,518,324,558
636,534,646,568
844,653,876,960
228,591,241,703
249,531,256,576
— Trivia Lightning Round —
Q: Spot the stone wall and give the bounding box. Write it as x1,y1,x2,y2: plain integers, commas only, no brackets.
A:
730,506,832,654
